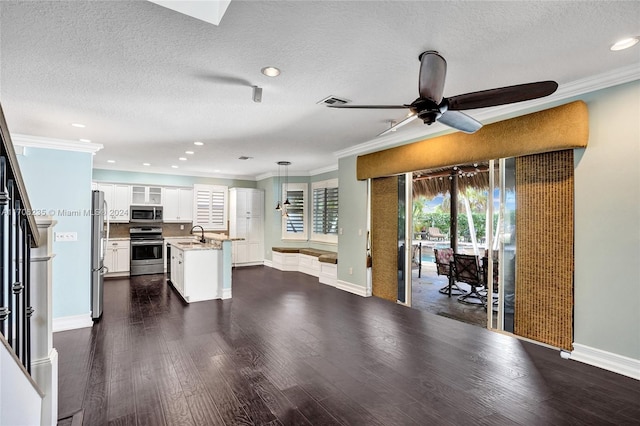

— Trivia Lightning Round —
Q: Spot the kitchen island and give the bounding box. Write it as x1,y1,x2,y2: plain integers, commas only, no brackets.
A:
168,237,233,302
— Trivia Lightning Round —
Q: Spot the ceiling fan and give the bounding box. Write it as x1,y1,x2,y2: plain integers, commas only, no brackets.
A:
328,51,558,136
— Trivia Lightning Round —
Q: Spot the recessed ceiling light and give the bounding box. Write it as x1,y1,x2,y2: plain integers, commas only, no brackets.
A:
213,169,221,173
194,141,204,146
171,165,178,169
179,157,187,161
185,150,194,155
79,138,91,143
107,160,116,163
611,37,639,51
143,163,150,166
71,123,85,128
261,66,281,77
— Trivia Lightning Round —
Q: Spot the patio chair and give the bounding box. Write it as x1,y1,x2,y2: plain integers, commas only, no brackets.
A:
434,248,467,297
482,253,499,309
428,227,447,241
452,254,486,305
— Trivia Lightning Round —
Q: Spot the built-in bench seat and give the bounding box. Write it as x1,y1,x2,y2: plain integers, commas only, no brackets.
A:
271,247,338,286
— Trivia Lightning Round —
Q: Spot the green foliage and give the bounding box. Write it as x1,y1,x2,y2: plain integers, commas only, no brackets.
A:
414,212,501,241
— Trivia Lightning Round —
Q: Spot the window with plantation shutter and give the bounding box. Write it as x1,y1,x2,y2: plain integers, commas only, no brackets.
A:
193,184,228,230
281,183,307,240
311,179,339,243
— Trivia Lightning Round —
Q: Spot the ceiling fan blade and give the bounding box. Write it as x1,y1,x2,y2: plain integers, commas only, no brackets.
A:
327,105,410,109
447,81,558,110
437,110,483,134
418,51,447,104
377,113,418,137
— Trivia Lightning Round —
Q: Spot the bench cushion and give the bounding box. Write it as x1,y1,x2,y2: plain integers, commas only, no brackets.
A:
299,248,334,257
271,247,300,253
272,246,337,264
318,253,338,264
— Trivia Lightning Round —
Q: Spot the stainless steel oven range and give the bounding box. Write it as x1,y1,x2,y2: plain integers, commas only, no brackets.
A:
130,226,164,276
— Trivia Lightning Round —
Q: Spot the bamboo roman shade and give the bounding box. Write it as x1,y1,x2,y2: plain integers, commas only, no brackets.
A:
371,176,400,302
515,150,574,350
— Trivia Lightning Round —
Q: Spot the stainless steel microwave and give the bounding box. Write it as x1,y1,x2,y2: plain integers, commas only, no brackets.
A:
129,205,163,223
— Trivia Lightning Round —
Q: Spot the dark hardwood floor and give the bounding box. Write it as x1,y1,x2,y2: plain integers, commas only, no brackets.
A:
55,266,640,425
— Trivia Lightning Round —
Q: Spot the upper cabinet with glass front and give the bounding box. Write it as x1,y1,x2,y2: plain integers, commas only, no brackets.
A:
131,186,163,205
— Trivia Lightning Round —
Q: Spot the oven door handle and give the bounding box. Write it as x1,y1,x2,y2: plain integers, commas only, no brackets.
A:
131,240,164,246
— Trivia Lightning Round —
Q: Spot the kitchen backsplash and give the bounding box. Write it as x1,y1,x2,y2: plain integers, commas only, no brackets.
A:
108,223,228,238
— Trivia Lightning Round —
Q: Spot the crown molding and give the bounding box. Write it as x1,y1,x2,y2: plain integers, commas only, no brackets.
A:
11,133,103,153
334,64,640,159
94,164,257,181
255,171,275,181
309,164,339,176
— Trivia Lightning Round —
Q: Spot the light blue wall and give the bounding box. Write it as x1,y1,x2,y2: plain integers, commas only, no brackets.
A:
93,168,256,188
336,156,368,287
18,148,93,319
573,81,640,360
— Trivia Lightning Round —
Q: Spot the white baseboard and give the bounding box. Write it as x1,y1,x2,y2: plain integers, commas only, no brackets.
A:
222,288,232,300
335,280,372,297
233,261,265,268
263,259,273,268
570,343,640,380
52,313,93,332
31,349,58,426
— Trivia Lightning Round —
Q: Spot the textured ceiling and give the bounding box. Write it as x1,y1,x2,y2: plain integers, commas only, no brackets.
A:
1,1,639,179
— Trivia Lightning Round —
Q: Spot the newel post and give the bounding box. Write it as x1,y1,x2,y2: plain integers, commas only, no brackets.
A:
29,216,57,426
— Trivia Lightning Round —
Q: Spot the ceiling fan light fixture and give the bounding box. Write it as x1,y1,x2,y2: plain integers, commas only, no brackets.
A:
610,37,639,51
261,66,281,77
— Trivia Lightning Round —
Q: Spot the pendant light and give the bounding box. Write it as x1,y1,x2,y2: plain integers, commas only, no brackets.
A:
275,161,282,210
283,161,291,206
275,161,291,210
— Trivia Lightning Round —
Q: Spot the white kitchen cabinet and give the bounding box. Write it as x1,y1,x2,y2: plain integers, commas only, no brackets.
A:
170,247,185,295
163,187,194,222
229,188,264,266
104,239,130,277
169,244,221,302
131,185,163,205
164,237,197,272
97,183,131,223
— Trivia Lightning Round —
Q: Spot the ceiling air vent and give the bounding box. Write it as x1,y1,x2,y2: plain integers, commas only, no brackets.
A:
238,156,253,160
317,96,349,106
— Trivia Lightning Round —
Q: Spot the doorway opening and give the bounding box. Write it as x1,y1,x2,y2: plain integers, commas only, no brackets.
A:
408,160,516,332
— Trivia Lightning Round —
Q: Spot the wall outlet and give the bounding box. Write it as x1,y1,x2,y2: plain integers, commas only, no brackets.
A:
349,267,353,275
180,225,184,230
339,228,343,235
55,232,77,242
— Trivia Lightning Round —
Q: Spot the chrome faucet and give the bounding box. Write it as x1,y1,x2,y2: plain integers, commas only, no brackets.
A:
190,225,206,243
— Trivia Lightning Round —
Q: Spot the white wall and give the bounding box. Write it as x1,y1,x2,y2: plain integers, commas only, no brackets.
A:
0,341,42,426
574,80,640,361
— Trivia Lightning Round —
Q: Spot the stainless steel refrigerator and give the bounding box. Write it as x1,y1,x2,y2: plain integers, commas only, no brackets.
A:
91,190,109,320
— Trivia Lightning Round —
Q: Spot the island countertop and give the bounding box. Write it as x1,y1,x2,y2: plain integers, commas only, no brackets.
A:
169,240,222,251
